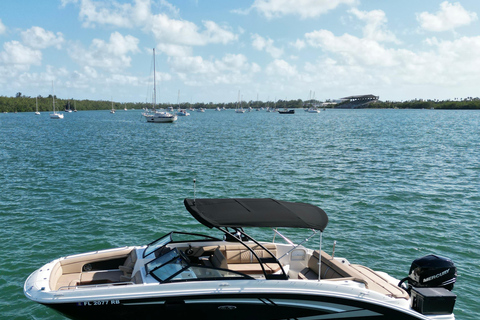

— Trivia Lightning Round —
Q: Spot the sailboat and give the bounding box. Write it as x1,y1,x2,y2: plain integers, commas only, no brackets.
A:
235,90,245,113
35,97,40,115
50,82,64,119
176,90,190,116
142,48,177,123
110,100,115,114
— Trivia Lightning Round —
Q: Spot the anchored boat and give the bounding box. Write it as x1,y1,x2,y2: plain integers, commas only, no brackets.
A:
24,198,457,319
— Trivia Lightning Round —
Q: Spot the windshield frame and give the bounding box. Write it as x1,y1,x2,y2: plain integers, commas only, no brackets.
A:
143,231,222,258
146,247,253,283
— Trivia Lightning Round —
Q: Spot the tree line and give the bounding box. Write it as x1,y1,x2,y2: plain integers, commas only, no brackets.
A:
0,94,310,113
3,93,480,113
373,98,480,110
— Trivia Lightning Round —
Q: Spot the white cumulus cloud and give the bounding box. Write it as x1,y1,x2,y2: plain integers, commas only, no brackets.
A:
0,41,42,66
169,53,260,86
349,8,399,43
67,0,237,55
21,27,65,49
417,1,478,32
266,59,297,77
251,34,283,58
68,32,140,71
250,0,357,19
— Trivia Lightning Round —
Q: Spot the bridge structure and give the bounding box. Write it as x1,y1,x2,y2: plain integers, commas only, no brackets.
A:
337,94,379,108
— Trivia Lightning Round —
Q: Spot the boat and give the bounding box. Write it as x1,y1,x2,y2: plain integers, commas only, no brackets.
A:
142,49,177,123
110,100,115,114
35,97,40,115
235,90,245,113
50,82,64,119
65,103,73,113
24,198,457,320
177,109,190,116
278,109,295,114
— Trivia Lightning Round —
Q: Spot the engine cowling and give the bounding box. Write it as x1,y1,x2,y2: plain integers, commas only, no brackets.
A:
407,254,457,290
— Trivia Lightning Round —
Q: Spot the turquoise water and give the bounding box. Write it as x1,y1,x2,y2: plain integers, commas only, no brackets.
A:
1,109,478,319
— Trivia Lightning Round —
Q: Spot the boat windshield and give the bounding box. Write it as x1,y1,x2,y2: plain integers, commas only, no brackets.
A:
143,233,172,258
143,232,221,258
146,247,252,283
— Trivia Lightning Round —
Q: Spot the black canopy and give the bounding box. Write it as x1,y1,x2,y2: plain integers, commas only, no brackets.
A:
184,198,328,231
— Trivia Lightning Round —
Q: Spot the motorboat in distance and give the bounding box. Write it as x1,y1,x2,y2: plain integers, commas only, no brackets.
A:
24,198,457,320
142,110,177,123
278,109,295,114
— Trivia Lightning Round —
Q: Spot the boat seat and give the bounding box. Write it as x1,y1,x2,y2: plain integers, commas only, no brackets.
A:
119,270,143,284
80,270,123,284
220,244,278,264
193,244,282,275
299,251,409,299
221,244,281,275
59,247,132,274
209,248,228,269
228,263,281,274
119,249,137,277
55,273,82,290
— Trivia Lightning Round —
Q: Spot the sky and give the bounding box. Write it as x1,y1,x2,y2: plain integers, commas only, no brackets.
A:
1,0,480,104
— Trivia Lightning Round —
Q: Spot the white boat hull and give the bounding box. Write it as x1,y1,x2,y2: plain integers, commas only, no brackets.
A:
50,113,64,119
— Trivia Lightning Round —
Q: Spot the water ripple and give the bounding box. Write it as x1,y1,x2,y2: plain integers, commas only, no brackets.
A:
1,109,478,319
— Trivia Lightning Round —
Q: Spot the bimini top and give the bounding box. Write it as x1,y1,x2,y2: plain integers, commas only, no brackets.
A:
184,198,328,231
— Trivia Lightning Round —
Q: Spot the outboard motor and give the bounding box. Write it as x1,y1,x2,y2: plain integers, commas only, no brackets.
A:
399,254,457,316
408,254,457,290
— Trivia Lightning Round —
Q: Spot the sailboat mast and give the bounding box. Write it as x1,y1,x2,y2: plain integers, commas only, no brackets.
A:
153,48,156,110
52,81,55,112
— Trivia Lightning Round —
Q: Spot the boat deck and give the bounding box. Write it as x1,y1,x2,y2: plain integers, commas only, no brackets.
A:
49,242,408,301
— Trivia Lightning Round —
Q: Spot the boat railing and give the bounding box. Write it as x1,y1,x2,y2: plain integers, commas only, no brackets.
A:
58,281,135,291
275,228,318,260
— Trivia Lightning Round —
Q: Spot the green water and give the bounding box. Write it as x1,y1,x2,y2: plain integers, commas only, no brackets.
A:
1,109,478,319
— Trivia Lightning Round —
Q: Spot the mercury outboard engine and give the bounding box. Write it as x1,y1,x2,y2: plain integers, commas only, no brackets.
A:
399,254,457,315
406,254,457,290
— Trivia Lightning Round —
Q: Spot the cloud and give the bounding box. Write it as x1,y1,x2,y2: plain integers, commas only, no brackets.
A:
21,27,65,49
266,59,297,77
299,22,480,94
77,0,134,28
169,53,260,85
349,8,399,43
0,41,42,66
251,34,283,58
157,44,192,57
149,14,237,51
68,0,237,54
69,32,140,71
291,39,306,50
417,1,478,32
249,0,357,19
0,19,6,35
0,41,43,86
305,30,398,67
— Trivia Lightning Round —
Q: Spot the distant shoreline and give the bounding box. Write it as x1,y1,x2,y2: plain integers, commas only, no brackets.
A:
2,95,480,113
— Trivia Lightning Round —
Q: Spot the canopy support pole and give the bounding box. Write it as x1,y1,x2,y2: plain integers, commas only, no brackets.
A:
318,231,323,281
